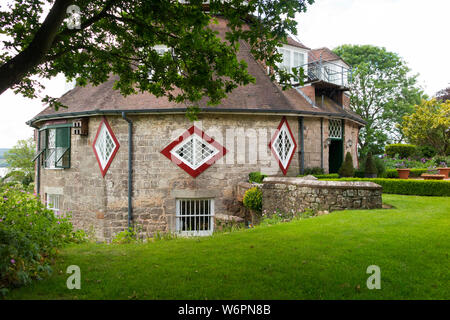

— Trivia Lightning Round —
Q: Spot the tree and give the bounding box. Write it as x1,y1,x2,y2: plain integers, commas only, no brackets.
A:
338,152,354,177
436,87,450,102
364,152,377,178
0,0,313,118
401,99,450,156
333,45,424,157
3,138,36,185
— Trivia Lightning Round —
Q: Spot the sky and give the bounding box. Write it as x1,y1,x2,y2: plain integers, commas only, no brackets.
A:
0,0,449,148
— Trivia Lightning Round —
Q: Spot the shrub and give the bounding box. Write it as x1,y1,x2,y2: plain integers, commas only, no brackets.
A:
0,185,74,292
248,172,267,184
112,228,140,244
243,187,262,212
418,145,437,158
338,152,355,177
385,144,417,159
320,178,450,196
364,152,378,177
303,167,324,175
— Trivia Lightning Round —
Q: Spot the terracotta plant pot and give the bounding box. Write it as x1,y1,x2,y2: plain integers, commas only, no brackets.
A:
437,168,450,179
396,168,410,179
421,174,445,180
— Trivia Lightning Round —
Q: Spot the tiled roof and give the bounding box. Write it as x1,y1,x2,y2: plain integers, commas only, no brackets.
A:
308,47,350,67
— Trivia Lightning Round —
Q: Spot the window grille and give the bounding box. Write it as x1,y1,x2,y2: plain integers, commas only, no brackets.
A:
171,134,218,170
329,119,343,139
94,122,117,170
46,194,61,215
271,121,296,170
176,199,214,236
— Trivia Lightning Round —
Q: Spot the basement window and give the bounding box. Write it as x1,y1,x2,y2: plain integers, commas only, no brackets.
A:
46,193,61,215
176,199,214,236
35,126,71,169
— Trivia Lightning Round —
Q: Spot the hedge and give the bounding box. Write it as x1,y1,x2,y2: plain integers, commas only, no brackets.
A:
321,178,450,196
385,144,417,158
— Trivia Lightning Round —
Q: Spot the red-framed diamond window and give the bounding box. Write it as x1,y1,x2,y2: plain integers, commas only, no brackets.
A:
269,117,297,175
92,117,120,177
161,126,227,178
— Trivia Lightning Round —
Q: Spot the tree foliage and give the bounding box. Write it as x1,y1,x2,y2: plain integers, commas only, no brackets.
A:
3,138,35,185
0,0,313,118
338,152,354,177
435,87,450,102
400,99,450,156
333,45,424,156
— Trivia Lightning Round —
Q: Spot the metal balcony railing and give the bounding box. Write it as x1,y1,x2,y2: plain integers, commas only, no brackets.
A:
301,59,352,88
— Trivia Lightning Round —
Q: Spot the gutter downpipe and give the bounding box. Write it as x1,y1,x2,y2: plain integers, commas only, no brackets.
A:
298,117,305,175
121,112,133,230
36,128,41,196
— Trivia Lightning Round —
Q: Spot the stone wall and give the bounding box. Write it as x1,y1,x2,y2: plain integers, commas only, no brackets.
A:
262,177,382,213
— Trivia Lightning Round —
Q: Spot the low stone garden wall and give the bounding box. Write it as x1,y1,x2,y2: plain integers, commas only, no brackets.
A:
262,177,382,214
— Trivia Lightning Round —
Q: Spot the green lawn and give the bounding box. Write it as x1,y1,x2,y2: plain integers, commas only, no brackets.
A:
6,194,450,300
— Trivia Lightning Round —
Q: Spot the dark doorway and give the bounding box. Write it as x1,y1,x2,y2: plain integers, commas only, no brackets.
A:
329,139,343,173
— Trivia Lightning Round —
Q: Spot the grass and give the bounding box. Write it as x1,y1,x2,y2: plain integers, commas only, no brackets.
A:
6,194,450,300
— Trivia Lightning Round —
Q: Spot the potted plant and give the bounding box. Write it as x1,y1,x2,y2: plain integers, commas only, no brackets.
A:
436,162,449,179
395,162,410,179
364,152,378,178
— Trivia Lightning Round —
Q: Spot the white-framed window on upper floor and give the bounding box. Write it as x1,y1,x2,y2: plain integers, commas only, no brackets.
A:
176,198,214,236
276,46,306,75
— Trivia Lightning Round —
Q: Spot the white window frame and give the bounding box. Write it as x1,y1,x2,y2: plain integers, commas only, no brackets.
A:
170,134,219,170
176,198,214,236
46,193,61,215
276,45,306,75
94,122,117,171
273,122,295,170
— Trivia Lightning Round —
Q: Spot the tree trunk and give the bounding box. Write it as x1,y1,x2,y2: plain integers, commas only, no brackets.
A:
0,0,74,95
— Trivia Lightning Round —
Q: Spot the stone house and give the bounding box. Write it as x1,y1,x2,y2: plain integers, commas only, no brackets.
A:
28,18,365,241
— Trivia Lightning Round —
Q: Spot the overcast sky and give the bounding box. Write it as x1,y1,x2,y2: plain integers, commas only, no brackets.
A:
0,0,449,148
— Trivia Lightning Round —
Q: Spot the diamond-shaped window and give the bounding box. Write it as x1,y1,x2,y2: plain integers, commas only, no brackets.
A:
161,126,227,178
92,118,120,177
269,117,297,175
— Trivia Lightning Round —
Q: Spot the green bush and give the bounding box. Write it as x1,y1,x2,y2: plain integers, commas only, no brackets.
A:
321,178,450,196
0,185,74,292
303,167,324,175
243,187,262,212
338,152,355,177
112,228,140,244
354,169,365,178
385,144,417,159
248,172,267,184
364,152,377,176
418,145,437,158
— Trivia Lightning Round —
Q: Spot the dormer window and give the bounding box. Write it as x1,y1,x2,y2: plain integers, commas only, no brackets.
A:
277,46,306,74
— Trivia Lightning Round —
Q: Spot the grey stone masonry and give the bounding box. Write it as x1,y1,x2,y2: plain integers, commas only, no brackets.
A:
262,177,382,213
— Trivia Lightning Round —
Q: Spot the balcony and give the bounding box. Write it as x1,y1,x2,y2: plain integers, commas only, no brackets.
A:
302,59,352,90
